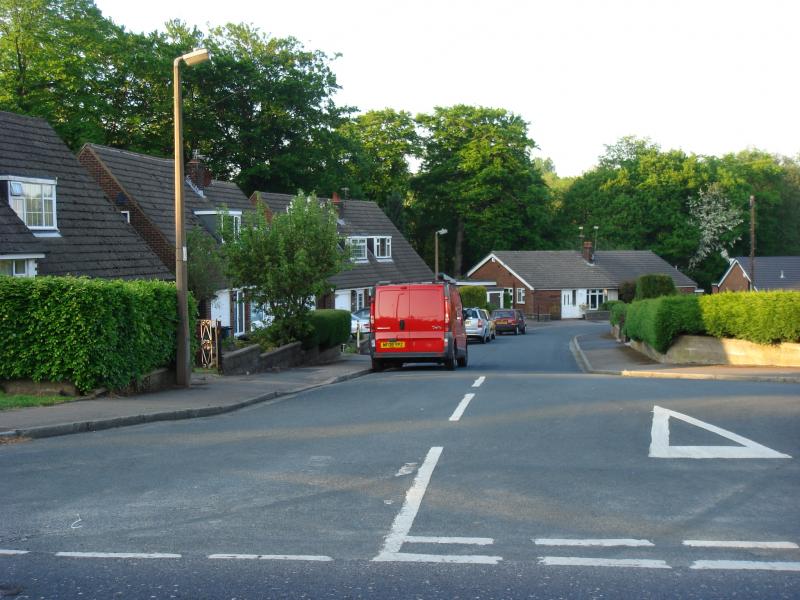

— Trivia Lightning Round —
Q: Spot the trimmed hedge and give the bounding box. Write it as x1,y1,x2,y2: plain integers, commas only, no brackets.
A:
308,309,351,350
609,302,628,327
635,274,676,300
460,285,489,310
600,299,624,311
699,291,800,344
624,295,705,353
0,276,190,394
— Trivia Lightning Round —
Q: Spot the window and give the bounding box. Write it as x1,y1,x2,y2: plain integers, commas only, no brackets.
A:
234,290,246,335
356,288,366,310
516,287,526,304
6,178,57,230
587,289,607,310
121,210,130,223
374,236,392,259
348,237,367,261
0,259,29,277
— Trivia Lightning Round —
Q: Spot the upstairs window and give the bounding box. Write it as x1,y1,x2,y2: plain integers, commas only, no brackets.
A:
374,236,392,259
6,178,57,230
348,237,367,262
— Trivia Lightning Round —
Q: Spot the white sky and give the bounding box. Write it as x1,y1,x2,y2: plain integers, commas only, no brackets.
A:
95,0,800,177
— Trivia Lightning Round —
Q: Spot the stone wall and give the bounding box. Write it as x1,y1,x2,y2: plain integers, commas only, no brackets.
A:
630,335,800,367
221,342,341,375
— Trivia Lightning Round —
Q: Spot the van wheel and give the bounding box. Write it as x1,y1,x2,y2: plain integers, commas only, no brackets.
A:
371,358,384,372
457,344,468,368
444,345,456,371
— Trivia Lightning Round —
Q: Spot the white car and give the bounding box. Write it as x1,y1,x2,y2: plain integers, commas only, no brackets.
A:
351,308,370,335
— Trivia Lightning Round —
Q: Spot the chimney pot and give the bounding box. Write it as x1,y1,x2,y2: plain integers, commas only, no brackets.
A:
582,240,594,263
187,155,210,191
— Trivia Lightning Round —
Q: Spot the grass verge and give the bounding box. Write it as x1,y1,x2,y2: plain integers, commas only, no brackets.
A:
0,392,76,411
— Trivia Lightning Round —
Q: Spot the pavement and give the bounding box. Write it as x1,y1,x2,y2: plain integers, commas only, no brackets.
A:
3,328,798,443
0,353,372,442
572,327,800,384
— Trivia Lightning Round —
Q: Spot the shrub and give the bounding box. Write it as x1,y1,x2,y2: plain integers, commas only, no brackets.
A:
635,274,677,300
624,295,705,353
459,285,488,310
609,302,628,327
306,309,351,350
600,299,624,311
0,276,192,394
618,280,637,303
700,291,800,344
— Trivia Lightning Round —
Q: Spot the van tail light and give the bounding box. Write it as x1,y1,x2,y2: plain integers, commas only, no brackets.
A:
370,301,375,328
444,299,450,327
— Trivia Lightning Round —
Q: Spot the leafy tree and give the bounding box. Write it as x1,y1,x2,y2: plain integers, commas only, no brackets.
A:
411,105,551,276
687,183,742,269
225,194,346,345
186,226,227,303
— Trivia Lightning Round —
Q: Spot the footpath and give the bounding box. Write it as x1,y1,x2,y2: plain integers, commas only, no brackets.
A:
0,354,372,442
572,329,800,384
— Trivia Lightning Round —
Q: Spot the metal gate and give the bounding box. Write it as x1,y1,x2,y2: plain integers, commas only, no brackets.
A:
198,319,220,369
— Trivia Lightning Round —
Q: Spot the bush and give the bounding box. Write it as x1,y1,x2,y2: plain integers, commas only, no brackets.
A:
600,299,624,311
624,295,705,353
635,274,677,300
306,309,351,350
609,302,628,327
618,280,637,303
459,285,488,310
0,276,192,394
700,291,800,344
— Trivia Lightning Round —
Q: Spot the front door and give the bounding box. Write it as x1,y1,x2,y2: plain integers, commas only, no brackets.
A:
561,289,582,319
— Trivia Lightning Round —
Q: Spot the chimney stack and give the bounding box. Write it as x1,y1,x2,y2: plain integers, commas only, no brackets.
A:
187,153,212,191
331,191,343,216
582,240,594,263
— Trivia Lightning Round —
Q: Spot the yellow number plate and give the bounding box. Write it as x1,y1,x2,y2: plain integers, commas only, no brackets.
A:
380,341,405,349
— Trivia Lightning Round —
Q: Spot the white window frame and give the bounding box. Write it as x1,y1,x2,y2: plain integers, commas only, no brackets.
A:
348,236,368,262
194,209,242,243
356,288,366,310
0,258,32,277
587,288,607,310
516,287,526,304
234,290,246,336
3,176,58,232
373,236,392,259
120,210,131,223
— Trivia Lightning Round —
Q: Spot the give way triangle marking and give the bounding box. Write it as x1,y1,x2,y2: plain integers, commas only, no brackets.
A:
649,405,791,459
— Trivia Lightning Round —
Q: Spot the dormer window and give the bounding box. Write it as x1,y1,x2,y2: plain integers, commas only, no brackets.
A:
4,176,58,232
374,236,391,259
348,237,368,262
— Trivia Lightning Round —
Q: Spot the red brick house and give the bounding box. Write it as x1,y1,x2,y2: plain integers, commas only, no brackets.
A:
466,242,697,319
713,256,800,292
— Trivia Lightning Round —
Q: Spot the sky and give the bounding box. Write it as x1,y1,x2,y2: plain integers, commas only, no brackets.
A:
94,0,800,177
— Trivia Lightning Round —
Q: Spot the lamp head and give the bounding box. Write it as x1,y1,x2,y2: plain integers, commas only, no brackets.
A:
436,228,448,235
182,48,210,67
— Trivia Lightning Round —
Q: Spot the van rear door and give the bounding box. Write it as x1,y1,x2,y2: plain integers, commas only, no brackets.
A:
407,286,446,354
373,285,409,355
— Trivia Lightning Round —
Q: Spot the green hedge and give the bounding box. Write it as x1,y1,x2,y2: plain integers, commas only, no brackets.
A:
600,299,624,311
308,309,351,350
635,274,676,300
624,295,705,353
0,276,191,394
459,285,489,310
609,302,628,326
699,291,800,344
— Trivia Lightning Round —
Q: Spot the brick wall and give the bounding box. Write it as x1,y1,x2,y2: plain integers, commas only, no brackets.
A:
531,290,562,319
470,259,533,315
78,147,175,273
716,263,749,292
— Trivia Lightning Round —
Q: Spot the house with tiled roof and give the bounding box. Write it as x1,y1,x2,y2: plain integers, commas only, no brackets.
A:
0,111,171,280
254,191,433,312
466,242,698,319
79,144,252,334
714,256,800,292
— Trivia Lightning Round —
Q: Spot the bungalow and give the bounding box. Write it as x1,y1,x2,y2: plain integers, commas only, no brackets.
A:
466,242,697,319
254,192,433,311
79,145,252,335
0,111,170,280
714,256,800,292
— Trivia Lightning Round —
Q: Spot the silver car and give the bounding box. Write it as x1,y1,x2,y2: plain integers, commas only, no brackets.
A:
464,307,491,344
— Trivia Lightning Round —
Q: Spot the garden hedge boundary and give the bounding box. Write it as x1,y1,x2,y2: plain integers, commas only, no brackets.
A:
623,295,705,353
460,285,489,310
0,276,190,394
308,309,351,350
609,302,628,327
699,291,800,345
634,273,677,300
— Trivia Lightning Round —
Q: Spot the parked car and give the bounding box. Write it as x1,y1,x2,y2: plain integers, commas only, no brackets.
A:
351,307,371,335
464,307,491,344
482,308,496,340
370,282,468,371
491,308,526,335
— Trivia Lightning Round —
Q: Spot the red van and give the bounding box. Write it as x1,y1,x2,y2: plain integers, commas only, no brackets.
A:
370,282,468,371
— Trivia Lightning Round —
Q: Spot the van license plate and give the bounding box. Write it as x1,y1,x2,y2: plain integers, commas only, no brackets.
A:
380,341,405,349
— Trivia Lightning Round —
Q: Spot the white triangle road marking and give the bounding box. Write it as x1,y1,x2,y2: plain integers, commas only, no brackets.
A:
649,406,791,459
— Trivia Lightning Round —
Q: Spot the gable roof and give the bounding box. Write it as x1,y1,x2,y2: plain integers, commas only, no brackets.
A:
468,250,697,290
255,192,433,289
727,256,800,290
0,111,171,280
83,144,251,246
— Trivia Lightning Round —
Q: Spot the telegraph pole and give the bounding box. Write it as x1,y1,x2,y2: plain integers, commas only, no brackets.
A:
749,195,756,291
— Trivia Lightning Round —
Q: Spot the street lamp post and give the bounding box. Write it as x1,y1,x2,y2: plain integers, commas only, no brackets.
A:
174,48,210,387
434,228,448,281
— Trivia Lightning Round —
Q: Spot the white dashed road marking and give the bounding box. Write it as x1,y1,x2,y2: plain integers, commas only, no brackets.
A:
55,552,181,559
683,540,799,549
690,560,800,572
539,557,671,569
209,554,332,561
405,536,494,545
449,393,475,421
534,538,654,547
0,549,29,556
471,376,486,388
